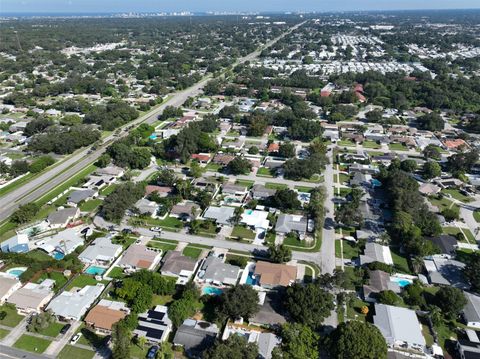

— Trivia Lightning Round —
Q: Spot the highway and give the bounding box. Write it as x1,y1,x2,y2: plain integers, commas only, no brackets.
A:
0,21,305,224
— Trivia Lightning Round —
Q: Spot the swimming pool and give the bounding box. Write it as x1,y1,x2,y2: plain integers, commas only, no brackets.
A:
371,179,382,187
245,209,253,215
202,286,223,296
52,251,65,260
245,272,259,286
149,134,158,140
85,265,107,276
390,277,412,288
6,267,27,278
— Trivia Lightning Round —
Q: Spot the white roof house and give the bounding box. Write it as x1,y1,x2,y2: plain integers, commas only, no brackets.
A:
241,210,269,231
38,228,84,255
373,304,426,352
47,284,105,321
78,235,123,265
7,279,55,314
0,274,22,304
463,292,480,329
360,243,394,266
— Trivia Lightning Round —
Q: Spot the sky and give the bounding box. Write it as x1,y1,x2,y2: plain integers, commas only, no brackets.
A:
1,0,479,14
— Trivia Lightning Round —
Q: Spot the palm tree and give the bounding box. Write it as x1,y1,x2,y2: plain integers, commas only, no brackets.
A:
411,256,424,274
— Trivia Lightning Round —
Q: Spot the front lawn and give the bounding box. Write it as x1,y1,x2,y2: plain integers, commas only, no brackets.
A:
182,246,204,259
235,179,255,188
295,186,314,193
0,328,10,339
100,184,118,196
257,167,273,177
13,334,52,353
338,173,350,184
346,298,368,322
283,235,308,248
338,140,355,147
147,241,177,252
474,210,480,223
443,227,475,243
342,241,362,259
363,140,381,149
231,225,256,240
429,196,455,211
442,189,473,203
389,143,408,151
265,182,288,190
146,216,184,230
58,345,95,359
80,199,103,212
0,304,24,327
32,321,64,337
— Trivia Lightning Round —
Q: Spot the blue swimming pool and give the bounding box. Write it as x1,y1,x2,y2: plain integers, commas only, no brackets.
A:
52,251,65,260
202,286,223,296
245,272,259,286
6,267,27,278
149,134,157,140
391,277,412,288
371,179,382,187
85,265,107,276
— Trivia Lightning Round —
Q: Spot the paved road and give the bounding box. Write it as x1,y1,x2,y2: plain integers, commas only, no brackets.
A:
0,21,305,224
0,345,50,359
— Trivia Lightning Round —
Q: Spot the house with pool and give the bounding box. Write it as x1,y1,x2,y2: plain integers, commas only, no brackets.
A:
37,228,84,259
117,244,162,272
243,261,298,289
78,235,123,267
196,256,241,287
0,233,29,253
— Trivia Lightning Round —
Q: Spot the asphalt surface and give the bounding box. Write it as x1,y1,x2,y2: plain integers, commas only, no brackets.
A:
0,21,305,224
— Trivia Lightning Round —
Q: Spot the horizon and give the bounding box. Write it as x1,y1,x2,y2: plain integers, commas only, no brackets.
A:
1,0,480,14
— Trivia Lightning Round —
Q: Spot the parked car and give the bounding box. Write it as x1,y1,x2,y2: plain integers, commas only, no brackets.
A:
60,324,71,335
146,345,159,359
70,333,82,344
150,227,163,233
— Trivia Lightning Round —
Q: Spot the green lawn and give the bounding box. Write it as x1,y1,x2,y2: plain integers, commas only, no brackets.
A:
147,241,177,252
231,225,256,240
0,328,10,339
443,227,475,243
346,298,368,322
0,304,24,327
295,186,314,193
182,246,204,259
283,235,308,248
389,143,408,151
235,179,255,188
107,266,126,279
205,162,222,172
196,221,218,236
79,199,103,212
77,325,106,349
100,184,118,196
338,173,350,184
473,210,480,223
429,196,455,211
65,274,99,291
442,189,473,203
391,248,411,274
58,345,95,359
32,321,64,338
265,182,288,190
303,266,313,283
338,140,355,147
13,335,52,354
342,241,361,259
143,216,184,230
362,140,381,149
257,167,273,177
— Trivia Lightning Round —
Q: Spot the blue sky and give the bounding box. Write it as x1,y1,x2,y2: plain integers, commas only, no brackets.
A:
2,0,479,13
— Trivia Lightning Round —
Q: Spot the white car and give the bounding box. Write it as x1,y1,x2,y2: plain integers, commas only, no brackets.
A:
150,227,163,233
70,333,82,345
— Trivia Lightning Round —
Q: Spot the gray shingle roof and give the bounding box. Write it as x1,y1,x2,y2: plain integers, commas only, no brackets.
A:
275,214,307,234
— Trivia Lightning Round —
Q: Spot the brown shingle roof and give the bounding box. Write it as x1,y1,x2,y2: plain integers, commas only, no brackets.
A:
85,305,127,331
254,261,297,287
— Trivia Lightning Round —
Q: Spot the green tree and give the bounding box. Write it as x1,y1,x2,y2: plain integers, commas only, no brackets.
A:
400,159,417,173
11,203,40,224
464,252,480,292
218,285,259,320
328,321,387,359
435,286,467,319
423,145,441,160
278,142,296,158
284,283,334,329
111,320,131,359
273,323,319,359
378,290,402,305
269,189,301,211
268,244,292,263
422,161,441,180
204,335,258,359
227,157,252,175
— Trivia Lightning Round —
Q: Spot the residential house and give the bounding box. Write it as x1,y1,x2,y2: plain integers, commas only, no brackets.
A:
117,244,162,272
78,235,123,266
250,290,287,327
47,207,80,229
222,324,281,359
222,183,248,200
251,184,276,200
0,274,22,304
134,198,158,217
463,292,480,329
253,261,297,288
267,143,279,153
192,178,219,193
203,206,235,226
95,165,124,178
134,305,172,343
47,284,105,321
443,138,467,151
275,214,308,237
456,329,480,359
373,303,426,352
67,189,98,207
426,235,457,256
197,256,241,286
160,251,198,285
423,255,469,289
418,183,441,196
84,299,130,334
7,279,55,315
83,175,115,190
362,270,400,303
241,210,270,235
0,233,29,253
145,185,173,198
38,228,84,256
173,319,219,357
213,153,235,166
170,202,200,222
360,243,394,266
